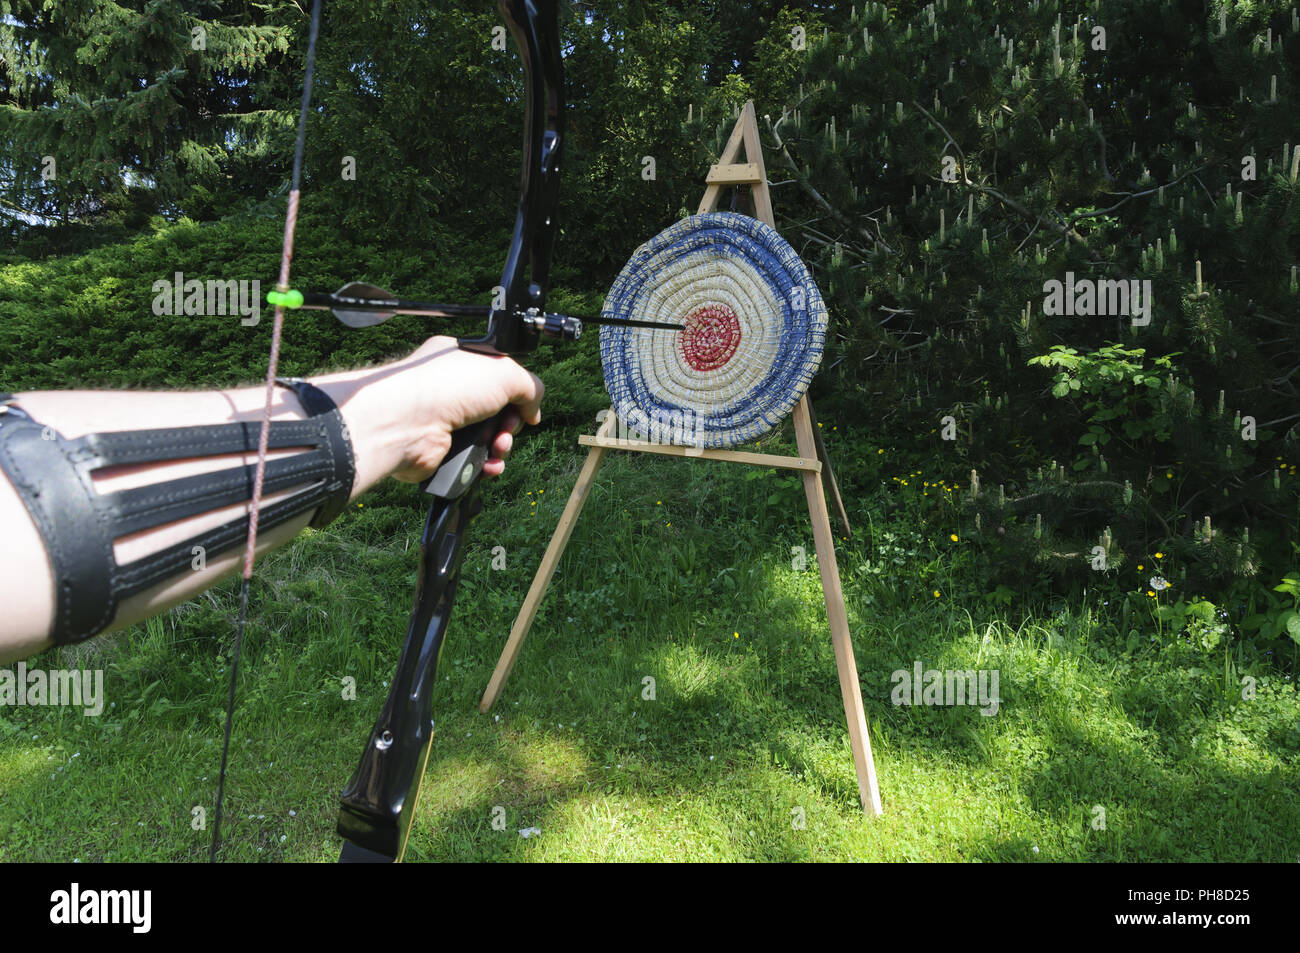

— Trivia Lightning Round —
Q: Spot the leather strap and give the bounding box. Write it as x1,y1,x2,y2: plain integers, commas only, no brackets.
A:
0,382,355,644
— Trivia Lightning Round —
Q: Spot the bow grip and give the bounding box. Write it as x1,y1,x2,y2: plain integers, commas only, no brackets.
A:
337,412,508,861
423,412,509,500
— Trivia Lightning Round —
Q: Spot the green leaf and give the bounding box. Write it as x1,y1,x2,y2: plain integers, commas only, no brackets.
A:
1272,575,1300,596
1052,381,1071,398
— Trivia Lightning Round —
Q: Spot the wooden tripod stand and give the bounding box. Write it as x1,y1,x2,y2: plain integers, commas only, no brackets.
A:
479,101,882,816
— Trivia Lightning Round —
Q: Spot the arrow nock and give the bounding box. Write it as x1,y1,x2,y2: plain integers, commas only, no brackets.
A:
267,288,305,310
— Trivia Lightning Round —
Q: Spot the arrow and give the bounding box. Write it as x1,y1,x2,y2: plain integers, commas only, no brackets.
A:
267,282,684,332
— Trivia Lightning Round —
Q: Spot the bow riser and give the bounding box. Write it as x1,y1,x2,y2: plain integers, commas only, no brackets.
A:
461,0,565,356
217,0,571,865
336,0,562,862
336,419,494,861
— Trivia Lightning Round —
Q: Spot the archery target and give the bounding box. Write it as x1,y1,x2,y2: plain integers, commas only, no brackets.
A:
599,212,828,449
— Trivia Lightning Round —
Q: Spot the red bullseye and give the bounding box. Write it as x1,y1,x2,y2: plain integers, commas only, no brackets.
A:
680,303,741,371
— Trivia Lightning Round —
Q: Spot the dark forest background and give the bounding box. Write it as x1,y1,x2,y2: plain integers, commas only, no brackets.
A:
3,0,1300,661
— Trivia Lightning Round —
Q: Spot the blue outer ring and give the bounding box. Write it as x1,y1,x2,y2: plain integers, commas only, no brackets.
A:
599,212,827,449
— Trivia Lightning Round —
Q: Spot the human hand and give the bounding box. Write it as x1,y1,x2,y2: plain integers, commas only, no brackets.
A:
361,336,544,485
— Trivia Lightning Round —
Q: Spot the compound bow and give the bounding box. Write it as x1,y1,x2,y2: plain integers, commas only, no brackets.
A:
211,0,643,863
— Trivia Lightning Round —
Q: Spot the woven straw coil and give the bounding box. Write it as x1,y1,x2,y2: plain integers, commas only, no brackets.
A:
600,212,827,449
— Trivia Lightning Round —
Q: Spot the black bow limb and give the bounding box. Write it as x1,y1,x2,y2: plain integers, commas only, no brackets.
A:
335,0,567,863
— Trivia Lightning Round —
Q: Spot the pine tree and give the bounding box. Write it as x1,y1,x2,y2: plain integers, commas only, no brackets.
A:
0,0,306,236
736,0,1300,603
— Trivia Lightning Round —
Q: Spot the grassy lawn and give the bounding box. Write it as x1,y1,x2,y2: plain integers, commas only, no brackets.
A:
1,426,1298,862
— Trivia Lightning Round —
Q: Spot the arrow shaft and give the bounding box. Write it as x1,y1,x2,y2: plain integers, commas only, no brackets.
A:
592,315,686,330
299,292,486,319
300,291,684,331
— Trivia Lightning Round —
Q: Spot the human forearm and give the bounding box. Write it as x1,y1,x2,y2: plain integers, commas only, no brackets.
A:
0,337,543,661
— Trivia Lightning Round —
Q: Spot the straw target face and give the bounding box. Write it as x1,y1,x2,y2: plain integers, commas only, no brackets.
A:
599,212,828,449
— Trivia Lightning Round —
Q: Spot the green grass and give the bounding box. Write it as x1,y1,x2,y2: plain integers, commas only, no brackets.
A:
2,423,1298,862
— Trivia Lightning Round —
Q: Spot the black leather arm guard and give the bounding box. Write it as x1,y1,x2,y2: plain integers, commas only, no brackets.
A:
0,379,355,645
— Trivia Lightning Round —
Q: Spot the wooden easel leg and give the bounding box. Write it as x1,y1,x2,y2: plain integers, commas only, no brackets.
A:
805,399,852,539
478,412,616,712
792,398,883,815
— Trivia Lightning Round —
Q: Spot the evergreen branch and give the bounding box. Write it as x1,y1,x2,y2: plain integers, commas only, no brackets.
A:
1259,412,1300,427
765,111,895,255
1064,161,1216,228
1003,479,1173,538
910,100,1099,261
